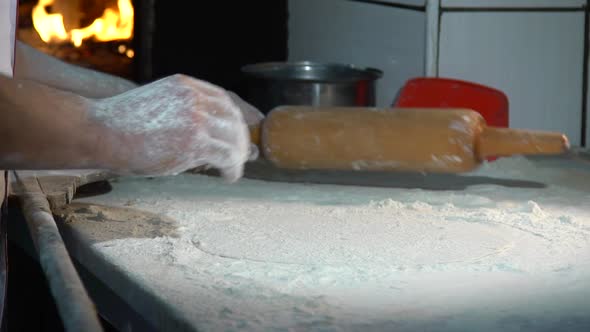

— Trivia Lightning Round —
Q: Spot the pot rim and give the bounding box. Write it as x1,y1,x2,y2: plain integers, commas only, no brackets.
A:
241,61,383,83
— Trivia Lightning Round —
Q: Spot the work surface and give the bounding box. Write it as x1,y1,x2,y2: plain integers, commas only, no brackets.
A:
57,156,590,331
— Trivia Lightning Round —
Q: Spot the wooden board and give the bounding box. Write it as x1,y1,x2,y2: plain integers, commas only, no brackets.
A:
9,170,113,210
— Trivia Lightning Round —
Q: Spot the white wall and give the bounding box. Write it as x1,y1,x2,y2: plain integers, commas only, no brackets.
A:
288,0,587,146
438,11,585,146
0,0,17,77
587,11,590,147
288,0,426,107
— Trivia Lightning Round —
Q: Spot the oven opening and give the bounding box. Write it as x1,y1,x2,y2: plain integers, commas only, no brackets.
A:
18,0,136,80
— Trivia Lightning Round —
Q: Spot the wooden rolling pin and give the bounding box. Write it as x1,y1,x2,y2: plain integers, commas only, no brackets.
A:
249,106,570,173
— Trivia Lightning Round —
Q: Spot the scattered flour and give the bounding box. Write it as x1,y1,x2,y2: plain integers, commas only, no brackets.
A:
78,156,590,331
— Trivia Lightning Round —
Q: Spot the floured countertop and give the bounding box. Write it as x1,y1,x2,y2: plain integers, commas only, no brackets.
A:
64,156,590,331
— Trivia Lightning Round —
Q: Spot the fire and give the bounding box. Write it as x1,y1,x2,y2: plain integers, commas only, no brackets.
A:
32,0,134,47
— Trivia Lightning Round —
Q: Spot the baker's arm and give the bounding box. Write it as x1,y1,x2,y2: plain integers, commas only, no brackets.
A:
0,75,111,169
0,74,251,180
14,41,265,126
14,41,138,98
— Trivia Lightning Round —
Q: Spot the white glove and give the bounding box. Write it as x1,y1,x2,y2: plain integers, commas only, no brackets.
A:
226,90,264,160
90,74,250,181
226,90,264,126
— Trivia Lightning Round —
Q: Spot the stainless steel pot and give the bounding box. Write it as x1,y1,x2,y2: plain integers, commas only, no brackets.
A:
241,61,383,113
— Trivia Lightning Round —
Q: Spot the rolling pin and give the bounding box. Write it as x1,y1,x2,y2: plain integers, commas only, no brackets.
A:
249,106,570,173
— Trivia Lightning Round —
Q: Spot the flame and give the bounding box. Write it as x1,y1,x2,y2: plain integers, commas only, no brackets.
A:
32,0,134,47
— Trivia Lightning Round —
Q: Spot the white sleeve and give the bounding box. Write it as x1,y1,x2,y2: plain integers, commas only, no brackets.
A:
0,0,17,78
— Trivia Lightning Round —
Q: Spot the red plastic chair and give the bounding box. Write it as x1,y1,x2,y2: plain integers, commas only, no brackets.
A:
394,77,509,161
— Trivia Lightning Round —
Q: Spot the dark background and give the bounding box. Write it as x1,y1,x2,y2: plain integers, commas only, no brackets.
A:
150,1,288,97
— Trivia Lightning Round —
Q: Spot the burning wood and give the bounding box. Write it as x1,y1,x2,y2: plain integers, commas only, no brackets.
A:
32,0,133,47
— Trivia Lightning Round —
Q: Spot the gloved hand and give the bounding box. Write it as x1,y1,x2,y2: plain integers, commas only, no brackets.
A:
226,90,264,160
91,74,251,181
226,90,264,126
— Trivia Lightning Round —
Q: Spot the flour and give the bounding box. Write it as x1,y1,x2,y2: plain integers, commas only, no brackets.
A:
448,120,472,134
78,156,590,331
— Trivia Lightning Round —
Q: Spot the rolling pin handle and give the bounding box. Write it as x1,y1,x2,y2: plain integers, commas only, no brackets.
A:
476,127,570,160
249,124,262,147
